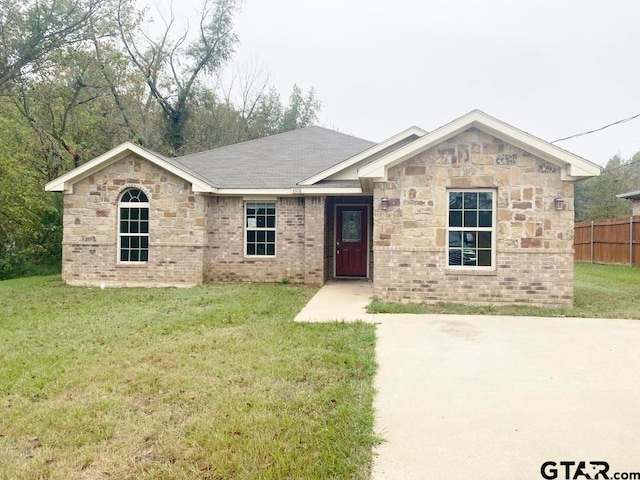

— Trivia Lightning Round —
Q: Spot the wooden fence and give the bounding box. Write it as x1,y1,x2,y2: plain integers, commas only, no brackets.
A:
574,215,640,266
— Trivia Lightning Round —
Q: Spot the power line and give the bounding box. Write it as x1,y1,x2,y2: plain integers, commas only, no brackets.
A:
551,112,640,144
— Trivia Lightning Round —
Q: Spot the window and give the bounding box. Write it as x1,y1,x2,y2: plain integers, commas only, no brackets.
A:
119,188,149,262
245,202,276,256
447,190,494,268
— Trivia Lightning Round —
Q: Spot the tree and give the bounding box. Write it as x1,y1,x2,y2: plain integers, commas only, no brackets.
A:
117,0,240,155
0,0,113,88
574,152,640,221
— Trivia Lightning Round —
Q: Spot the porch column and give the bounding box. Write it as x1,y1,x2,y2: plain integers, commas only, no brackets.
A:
304,196,326,285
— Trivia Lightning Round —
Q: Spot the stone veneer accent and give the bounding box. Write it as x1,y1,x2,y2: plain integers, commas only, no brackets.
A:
62,154,205,287
373,128,575,306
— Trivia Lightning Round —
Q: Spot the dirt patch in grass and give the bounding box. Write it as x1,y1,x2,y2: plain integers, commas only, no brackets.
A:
0,277,378,479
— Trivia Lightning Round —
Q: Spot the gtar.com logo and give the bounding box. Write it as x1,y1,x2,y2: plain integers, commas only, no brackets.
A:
541,461,640,480
540,461,610,479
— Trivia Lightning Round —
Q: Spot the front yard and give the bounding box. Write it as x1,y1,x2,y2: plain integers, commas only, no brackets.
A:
0,277,377,479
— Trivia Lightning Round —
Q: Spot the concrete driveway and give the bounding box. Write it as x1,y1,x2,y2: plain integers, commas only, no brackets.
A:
372,314,640,480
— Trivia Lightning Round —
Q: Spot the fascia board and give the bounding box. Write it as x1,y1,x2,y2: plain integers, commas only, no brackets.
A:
358,110,601,180
299,126,427,186
45,142,218,193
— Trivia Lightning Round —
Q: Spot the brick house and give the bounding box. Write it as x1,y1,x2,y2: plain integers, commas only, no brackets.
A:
46,110,600,306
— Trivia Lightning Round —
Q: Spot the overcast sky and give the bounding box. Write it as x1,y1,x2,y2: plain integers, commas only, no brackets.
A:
157,0,640,166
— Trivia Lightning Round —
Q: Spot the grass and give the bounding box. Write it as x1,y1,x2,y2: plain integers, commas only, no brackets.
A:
369,263,640,319
0,276,378,479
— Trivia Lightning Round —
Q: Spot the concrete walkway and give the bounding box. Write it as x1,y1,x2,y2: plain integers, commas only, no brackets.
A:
294,279,376,322
295,282,640,480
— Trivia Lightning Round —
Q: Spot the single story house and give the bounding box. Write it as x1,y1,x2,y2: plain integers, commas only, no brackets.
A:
617,190,640,215
46,110,601,306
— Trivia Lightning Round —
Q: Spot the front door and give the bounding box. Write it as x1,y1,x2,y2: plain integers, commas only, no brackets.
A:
336,205,368,277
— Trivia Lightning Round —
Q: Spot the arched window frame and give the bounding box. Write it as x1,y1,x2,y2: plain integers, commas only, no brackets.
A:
118,188,149,263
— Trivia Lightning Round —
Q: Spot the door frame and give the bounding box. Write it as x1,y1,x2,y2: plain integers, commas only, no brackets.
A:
333,203,371,278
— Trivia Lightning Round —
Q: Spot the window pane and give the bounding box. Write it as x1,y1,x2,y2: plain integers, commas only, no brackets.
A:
257,231,265,242
130,222,139,234
266,244,275,256
267,231,275,242
140,222,149,234
141,209,149,221
464,192,478,209
121,208,129,220
120,250,128,262
449,192,462,209
449,249,462,266
478,192,492,209
256,206,266,215
463,232,476,248
121,191,132,202
121,237,130,248
257,244,265,255
478,250,491,266
267,207,275,215
479,211,492,227
247,244,255,255
120,221,129,233
464,211,477,227
449,211,462,227
257,216,265,228
130,209,139,220
130,250,139,262
478,231,492,248
342,211,361,242
141,237,149,248
247,231,255,242
131,237,139,249
266,216,275,228
449,231,461,247
463,250,477,266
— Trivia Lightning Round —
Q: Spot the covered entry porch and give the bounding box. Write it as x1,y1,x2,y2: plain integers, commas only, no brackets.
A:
324,196,373,280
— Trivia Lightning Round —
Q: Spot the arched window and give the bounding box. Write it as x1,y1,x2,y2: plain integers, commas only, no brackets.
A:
119,188,149,262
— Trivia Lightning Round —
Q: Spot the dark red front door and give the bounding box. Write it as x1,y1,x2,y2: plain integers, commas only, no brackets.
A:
336,205,368,277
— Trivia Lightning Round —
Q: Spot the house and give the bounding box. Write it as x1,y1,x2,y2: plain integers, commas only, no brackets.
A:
617,190,640,215
45,110,601,306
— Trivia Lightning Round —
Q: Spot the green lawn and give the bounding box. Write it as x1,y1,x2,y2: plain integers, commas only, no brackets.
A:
369,263,640,319
0,277,378,479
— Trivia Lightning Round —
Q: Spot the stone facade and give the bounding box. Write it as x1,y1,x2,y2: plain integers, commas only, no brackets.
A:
62,154,206,287
373,128,575,306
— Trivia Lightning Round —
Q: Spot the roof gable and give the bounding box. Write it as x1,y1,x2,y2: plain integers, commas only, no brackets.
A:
299,126,427,185
45,142,216,193
357,110,602,181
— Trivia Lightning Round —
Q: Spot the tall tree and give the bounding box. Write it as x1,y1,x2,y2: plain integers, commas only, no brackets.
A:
575,152,640,221
0,0,112,88
117,0,240,155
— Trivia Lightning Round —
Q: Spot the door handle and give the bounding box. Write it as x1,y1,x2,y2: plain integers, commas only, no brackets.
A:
336,241,340,254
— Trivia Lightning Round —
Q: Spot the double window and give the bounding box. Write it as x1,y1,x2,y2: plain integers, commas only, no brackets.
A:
245,202,276,256
447,190,495,268
119,188,149,262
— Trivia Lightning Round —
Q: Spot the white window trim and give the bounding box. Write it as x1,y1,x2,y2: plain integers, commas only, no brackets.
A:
244,201,277,258
118,190,150,264
446,188,496,270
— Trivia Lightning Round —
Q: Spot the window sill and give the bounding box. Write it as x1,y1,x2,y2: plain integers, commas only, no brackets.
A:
116,262,149,268
244,255,277,260
445,268,497,276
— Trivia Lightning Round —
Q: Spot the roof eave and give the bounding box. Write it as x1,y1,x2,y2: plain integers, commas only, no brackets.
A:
298,126,427,186
358,110,602,180
44,142,218,194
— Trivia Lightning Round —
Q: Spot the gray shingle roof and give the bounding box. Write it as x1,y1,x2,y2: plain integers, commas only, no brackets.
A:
164,126,376,189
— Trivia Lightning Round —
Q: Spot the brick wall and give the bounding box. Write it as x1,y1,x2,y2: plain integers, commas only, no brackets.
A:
373,128,575,306
61,154,205,287
204,196,326,285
